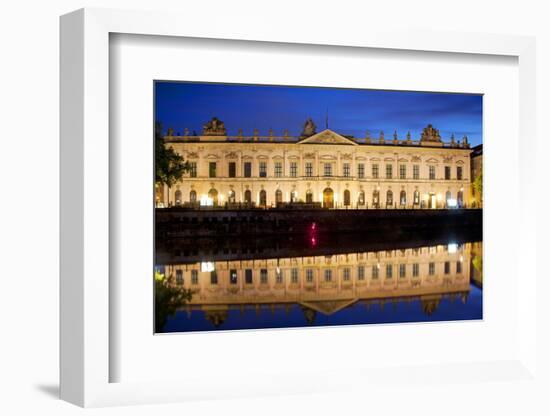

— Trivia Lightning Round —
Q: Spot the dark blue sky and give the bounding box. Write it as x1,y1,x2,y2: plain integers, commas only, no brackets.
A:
155,82,483,146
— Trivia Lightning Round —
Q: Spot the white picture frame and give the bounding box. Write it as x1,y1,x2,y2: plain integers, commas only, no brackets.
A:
60,7,539,408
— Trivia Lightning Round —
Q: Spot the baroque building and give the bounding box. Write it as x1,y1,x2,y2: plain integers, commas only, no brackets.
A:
157,117,473,209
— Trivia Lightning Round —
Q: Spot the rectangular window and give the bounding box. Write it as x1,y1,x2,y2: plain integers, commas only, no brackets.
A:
444,261,450,274
244,162,252,178
429,262,435,275
372,164,379,179
276,269,283,284
386,164,393,179
456,261,462,274
228,162,236,178
274,161,282,178
229,269,238,284
209,162,217,178
306,269,313,282
245,269,253,284
413,165,420,180
260,268,268,284
372,265,379,279
176,269,183,285
343,268,350,281
324,269,332,282
429,165,436,180
191,270,198,285
343,163,350,177
386,264,393,279
305,162,313,177
445,166,451,180
210,271,218,285
291,268,299,283
412,263,419,277
189,162,197,178
457,166,463,180
357,265,365,280
259,161,267,178
290,162,297,178
399,164,406,179
399,264,406,278
357,163,365,178
324,163,332,177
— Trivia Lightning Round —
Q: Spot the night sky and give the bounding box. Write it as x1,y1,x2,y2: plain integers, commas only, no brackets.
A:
155,81,483,146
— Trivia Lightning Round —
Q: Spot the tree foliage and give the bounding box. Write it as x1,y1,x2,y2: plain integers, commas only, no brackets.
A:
473,172,483,199
154,270,194,332
155,122,189,187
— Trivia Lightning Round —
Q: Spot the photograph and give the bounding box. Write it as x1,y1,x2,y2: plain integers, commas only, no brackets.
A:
153,81,483,333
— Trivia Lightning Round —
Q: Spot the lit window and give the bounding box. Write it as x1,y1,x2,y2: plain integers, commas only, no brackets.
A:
429,165,436,180
386,264,393,279
399,264,406,278
260,269,268,284
399,164,406,179
372,265,379,279
324,269,332,282
306,269,313,282
358,266,365,280
259,161,267,178
343,268,350,281
276,269,283,284
305,162,313,177
357,163,365,178
386,164,393,179
290,162,297,178
372,164,379,179
229,269,238,284
176,270,183,285
412,263,419,277
343,163,350,177
291,268,298,283
429,262,435,275
189,162,197,177
413,165,419,180
274,161,282,177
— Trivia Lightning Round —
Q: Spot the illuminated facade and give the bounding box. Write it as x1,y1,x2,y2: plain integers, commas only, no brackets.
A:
161,241,473,321
158,118,473,209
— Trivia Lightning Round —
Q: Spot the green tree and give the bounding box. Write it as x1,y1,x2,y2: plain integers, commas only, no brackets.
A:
155,122,189,187
154,270,194,332
473,172,483,204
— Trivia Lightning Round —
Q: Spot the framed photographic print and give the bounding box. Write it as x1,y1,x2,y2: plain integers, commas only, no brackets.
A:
60,7,539,408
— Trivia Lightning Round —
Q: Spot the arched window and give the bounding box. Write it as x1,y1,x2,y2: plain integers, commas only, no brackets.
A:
189,190,197,203
244,189,252,204
306,190,313,203
343,189,351,206
174,190,182,206
208,188,218,206
275,189,283,205
386,190,393,207
400,190,406,206
358,191,365,206
372,190,380,208
323,188,334,208
259,189,267,207
457,190,464,207
228,189,235,203
446,190,452,207
290,191,298,203
413,190,420,205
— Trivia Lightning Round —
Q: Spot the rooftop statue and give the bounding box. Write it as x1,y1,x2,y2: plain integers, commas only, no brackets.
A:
202,117,227,136
301,118,317,137
420,124,442,142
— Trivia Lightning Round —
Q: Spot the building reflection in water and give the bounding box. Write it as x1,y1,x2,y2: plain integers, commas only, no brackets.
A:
156,240,482,332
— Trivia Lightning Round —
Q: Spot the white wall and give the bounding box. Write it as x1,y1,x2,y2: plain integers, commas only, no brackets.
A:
0,0,548,415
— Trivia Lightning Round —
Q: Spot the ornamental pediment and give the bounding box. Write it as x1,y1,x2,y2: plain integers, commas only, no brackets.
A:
425,157,439,163
456,160,465,165
398,157,409,162
319,154,337,160
186,151,199,159
204,153,220,160
297,129,358,146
